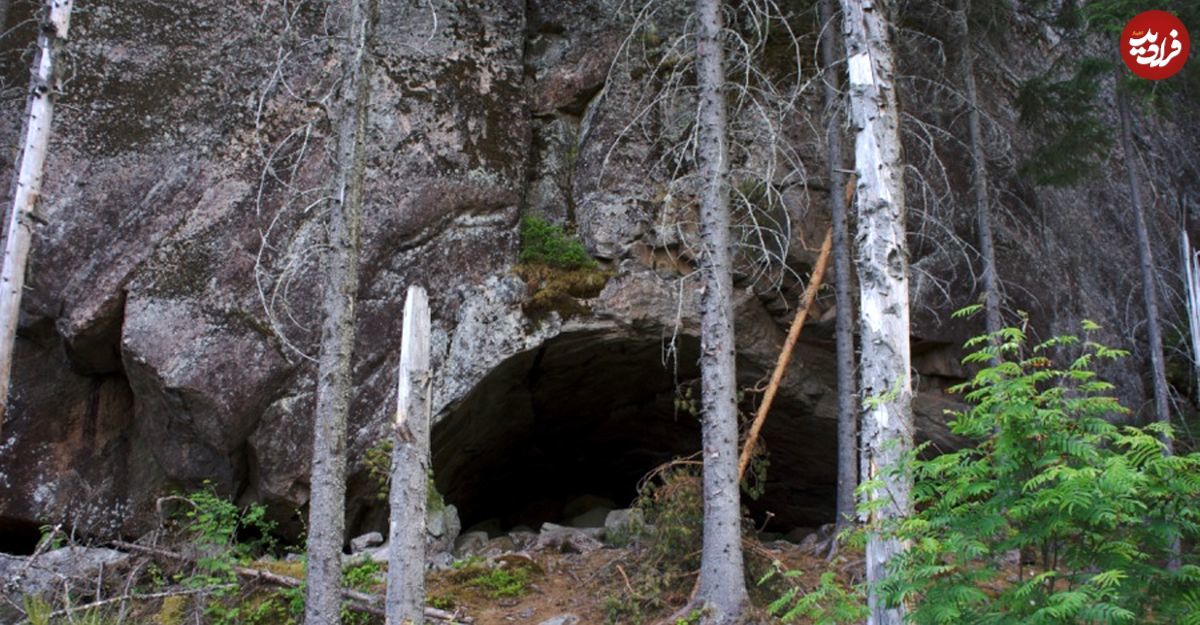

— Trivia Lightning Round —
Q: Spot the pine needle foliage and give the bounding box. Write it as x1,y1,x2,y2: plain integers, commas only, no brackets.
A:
518,216,597,270
1016,58,1112,187
876,323,1200,624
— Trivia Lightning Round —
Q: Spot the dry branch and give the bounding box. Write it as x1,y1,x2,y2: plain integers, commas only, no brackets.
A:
737,225,835,482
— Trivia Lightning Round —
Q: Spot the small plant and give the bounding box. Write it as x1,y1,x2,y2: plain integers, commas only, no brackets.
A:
448,556,537,600
466,567,531,598
365,440,448,511
168,483,279,625
519,216,597,270
428,594,456,610
23,596,52,625
758,567,867,624
37,524,65,551
604,461,705,624
364,440,393,502
156,594,187,625
514,217,610,319
342,558,384,593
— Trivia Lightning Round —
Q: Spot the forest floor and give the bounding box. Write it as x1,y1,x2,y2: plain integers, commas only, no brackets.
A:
425,537,850,625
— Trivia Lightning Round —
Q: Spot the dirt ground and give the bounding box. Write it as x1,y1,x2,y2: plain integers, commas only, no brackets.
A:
425,540,852,625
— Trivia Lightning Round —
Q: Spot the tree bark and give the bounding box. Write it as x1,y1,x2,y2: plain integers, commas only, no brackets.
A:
306,0,373,622
693,0,749,621
818,0,859,530
0,0,73,437
955,0,1002,350
1116,81,1172,456
1181,231,1200,402
387,285,431,625
840,1,913,623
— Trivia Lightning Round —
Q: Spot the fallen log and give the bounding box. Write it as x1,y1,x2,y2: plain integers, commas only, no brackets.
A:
110,540,470,623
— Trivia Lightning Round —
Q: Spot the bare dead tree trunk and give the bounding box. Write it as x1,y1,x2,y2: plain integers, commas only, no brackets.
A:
306,0,373,622
1116,82,1172,455
693,0,749,621
1181,231,1200,400
387,285,431,625
841,0,912,623
818,0,858,531
0,0,72,438
955,0,1002,349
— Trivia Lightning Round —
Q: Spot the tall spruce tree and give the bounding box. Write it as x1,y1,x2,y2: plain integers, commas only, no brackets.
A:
693,0,750,621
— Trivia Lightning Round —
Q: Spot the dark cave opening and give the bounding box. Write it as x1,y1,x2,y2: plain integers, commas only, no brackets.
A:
0,517,43,555
431,329,838,536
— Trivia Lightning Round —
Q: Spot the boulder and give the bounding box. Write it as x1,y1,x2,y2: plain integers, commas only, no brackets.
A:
603,508,643,534
536,523,603,554
568,506,612,529
453,531,490,557
538,615,581,625
350,531,384,554
1,547,129,597
427,503,462,554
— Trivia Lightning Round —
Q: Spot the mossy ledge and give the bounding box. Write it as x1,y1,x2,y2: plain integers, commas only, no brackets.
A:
514,263,612,319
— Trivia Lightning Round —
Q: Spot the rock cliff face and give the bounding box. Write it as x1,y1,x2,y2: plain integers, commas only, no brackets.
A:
0,0,1196,544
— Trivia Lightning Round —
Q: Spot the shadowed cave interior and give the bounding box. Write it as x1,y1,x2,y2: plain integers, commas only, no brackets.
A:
430,330,838,536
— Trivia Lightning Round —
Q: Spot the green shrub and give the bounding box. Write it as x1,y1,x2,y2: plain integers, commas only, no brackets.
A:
365,439,450,510
448,556,537,599
519,216,597,270
757,568,866,625
1016,59,1111,187
879,322,1200,624
342,558,384,593
466,567,530,598
604,462,705,624
169,483,279,625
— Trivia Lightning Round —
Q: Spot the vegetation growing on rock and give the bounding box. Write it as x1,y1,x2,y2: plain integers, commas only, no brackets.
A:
514,216,610,318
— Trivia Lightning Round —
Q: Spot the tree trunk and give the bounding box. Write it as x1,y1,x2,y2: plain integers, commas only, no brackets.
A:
1181,231,1200,401
305,0,373,622
840,0,913,623
955,0,1002,348
387,285,431,625
818,0,858,530
693,0,749,621
1116,82,1172,455
0,0,72,437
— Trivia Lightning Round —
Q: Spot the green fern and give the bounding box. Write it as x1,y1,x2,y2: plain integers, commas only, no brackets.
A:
877,323,1200,624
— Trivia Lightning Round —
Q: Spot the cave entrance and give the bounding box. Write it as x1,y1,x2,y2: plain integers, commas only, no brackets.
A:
431,329,836,535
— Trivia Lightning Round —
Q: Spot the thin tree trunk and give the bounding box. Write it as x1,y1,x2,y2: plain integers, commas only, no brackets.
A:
1116,82,1172,455
1117,77,1179,569
955,0,1002,349
840,0,912,623
387,285,431,625
694,0,749,621
306,0,373,622
0,0,72,437
1181,231,1200,400
818,0,858,530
